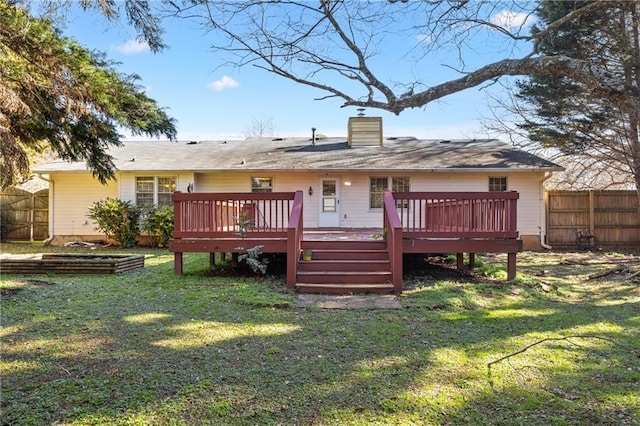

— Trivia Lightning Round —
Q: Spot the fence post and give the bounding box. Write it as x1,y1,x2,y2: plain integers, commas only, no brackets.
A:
589,190,595,235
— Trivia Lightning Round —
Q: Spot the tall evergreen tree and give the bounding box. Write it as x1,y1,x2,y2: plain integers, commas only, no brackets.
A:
0,2,177,188
516,1,640,198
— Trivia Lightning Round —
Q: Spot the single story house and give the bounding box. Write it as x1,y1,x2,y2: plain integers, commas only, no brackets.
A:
33,117,562,250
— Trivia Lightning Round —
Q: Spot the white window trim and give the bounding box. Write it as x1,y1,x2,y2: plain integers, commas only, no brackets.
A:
488,176,508,192
251,176,274,193
135,176,177,206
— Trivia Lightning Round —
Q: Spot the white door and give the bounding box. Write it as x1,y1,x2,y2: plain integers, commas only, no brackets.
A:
318,178,340,227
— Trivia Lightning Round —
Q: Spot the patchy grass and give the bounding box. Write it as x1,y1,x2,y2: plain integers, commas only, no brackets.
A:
1,243,639,425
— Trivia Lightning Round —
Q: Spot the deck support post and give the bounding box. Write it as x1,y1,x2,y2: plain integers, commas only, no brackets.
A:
231,252,239,267
456,253,464,271
174,252,183,275
507,253,516,280
468,253,475,270
209,253,216,266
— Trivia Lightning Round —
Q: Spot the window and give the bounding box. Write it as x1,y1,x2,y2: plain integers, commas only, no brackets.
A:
489,177,508,192
136,176,176,207
370,177,410,209
392,177,410,209
251,177,273,193
369,177,388,209
157,177,176,205
322,181,337,212
392,177,410,193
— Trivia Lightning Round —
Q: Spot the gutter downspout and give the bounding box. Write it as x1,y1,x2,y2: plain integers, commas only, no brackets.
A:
539,172,553,250
38,174,54,245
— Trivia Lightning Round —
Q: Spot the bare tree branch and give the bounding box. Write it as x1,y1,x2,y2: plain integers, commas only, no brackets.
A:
488,334,640,368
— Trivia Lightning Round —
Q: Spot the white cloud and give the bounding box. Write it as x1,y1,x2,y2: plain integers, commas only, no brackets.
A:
490,10,536,31
112,39,150,54
206,76,240,91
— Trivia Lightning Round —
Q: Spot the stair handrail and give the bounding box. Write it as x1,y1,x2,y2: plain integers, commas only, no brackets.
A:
383,190,403,294
286,190,304,288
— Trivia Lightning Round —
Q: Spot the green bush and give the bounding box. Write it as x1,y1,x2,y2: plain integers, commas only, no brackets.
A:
141,205,174,248
88,198,142,248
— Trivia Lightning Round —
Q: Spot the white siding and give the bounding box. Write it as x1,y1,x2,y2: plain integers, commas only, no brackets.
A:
196,172,252,192
194,172,320,226
188,171,546,236
49,170,547,243
51,173,117,236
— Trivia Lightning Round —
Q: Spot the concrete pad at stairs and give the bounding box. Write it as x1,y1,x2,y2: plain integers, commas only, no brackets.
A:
295,294,402,309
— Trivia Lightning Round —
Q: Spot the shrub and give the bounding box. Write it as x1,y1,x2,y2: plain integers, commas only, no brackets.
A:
88,198,142,248
141,205,174,248
238,245,268,275
234,213,268,274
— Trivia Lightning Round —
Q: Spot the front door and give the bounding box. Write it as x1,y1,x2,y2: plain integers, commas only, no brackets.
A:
318,178,340,227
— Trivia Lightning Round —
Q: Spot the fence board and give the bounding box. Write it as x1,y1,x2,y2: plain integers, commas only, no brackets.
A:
546,190,639,248
0,188,49,240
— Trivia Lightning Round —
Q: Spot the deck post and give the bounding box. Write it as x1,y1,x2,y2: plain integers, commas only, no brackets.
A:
468,253,475,270
456,253,464,271
174,252,183,275
507,253,516,280
209,253,216,266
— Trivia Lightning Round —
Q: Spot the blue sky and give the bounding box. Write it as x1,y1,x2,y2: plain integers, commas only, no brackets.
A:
59,4,535,141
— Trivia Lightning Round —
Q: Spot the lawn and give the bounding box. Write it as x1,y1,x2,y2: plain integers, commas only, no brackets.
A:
1,243,639,425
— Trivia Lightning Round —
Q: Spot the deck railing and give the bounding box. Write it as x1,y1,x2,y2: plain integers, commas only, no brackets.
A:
173,192,298,239
391,191,519,239
383,191,404,294
286,191,304,288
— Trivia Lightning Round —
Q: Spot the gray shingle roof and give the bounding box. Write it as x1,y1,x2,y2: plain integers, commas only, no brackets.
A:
33,137,562,173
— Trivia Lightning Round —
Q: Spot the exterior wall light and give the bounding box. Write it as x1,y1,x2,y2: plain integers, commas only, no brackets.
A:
308,186,313,196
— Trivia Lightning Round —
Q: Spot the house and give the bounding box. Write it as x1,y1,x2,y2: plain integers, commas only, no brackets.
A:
33,117,560,248
33,117,561,292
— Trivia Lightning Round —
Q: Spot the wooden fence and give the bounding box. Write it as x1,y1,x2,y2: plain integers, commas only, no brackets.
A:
546,190,640,248
0,188,49,241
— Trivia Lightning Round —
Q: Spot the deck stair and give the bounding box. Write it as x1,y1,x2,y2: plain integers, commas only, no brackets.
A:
296,240,394,294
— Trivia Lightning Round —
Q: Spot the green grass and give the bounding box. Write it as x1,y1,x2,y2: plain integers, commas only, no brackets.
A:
2,243,639,425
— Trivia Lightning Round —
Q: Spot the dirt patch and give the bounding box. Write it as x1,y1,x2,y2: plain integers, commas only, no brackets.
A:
296,294,402,309
1,279,56,297
203,250,640,288
205,253,287,279
499,250,640,281
402,254,477,289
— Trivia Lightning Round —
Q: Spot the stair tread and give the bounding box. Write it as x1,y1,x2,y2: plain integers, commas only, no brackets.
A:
297,271,391,275
296,283,394,288
305,247,387,253
300,259,389,263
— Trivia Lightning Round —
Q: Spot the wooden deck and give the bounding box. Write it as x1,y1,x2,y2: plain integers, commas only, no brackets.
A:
169,190,521,294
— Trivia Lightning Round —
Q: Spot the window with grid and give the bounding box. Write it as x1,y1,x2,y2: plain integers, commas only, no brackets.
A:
488,177,508,192
136,177,155,207
369,177,388,209
392,177,410,208
157,177,177,205
251,177,273,193
136,176,176,207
